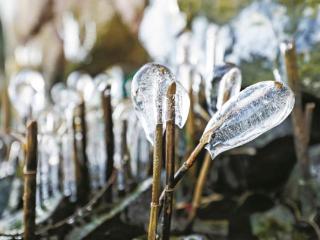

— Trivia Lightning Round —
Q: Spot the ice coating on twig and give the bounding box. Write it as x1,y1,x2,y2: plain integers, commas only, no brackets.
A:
203,81,294,159
131,63,190,144
164,81,189,126
206,63,242,115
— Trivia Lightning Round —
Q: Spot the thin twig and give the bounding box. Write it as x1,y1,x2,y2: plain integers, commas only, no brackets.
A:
304,102,315,147
121,119,134,192
72,101,90,205
158,140,206,212
161,82,176,240
189,74,233,220
2,87,11,133
281,41,311,180
101,84,114,202
148,123,163,240
189,152,212,220
185,81,197,181
23,120,38,240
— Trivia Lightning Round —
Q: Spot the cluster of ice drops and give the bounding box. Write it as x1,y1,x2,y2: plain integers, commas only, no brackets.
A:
132,62,295,160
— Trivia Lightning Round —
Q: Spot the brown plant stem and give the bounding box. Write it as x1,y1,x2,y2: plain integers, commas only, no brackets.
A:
72,101,90,205
189,152,212,220
23,120,38,240
282,41,311,180
148,123,163,240
101,84,114,202
1,86,11,134
159,140,206,208
304,102,315,146
161,82,176,240
117,119,132,196
189,81,232,220
185,84,197,181
121,119,134,191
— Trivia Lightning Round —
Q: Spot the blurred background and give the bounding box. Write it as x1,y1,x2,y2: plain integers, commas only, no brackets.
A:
0,0,320,239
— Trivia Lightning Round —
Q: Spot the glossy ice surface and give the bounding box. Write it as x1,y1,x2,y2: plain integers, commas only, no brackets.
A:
206,63,242,115
203,81,294,159
131,63,190,144
216,66,242,110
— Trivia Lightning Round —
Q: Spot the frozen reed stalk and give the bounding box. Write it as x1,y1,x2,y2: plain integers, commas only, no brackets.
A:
23,120,38,240
161,82,176,240
101,84,114,202
131,63,190,239
72,101,90,205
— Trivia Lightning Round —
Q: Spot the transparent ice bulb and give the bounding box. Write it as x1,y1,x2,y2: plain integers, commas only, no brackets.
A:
206,63,242,115
216,66,242,110
131,63,190,144
8,70,45,119
203,81,294,159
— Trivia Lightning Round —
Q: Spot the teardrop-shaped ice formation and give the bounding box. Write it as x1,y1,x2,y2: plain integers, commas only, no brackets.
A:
51,83,81,111
216,66,242,110
139,0,186,61
131,63,190,144
203,81,294,159
206,63,242,115
94,73,110,92
67,71,95,102
51,82,66,104
76,74,95,101
8,70,45,118
94,67,125,105
62,12,96,62
38,108,62,134
66,71,81,89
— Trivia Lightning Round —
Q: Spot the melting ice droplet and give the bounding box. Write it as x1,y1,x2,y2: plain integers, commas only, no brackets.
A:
206,63,242,115
202,81,294,159
131,63,190,144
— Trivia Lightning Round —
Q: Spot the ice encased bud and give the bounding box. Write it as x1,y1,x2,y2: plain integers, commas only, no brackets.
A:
203,81,294,159
66,71,81,89
216,67,242,110
139,0,186,61
76,74,94,96
38,108,62,134
8,70,45,118
51,83,81,111
131,63,190,144
206,63,242,115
